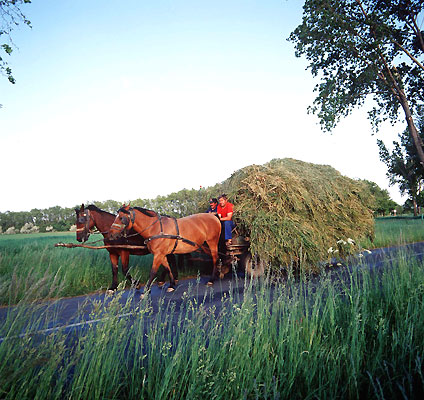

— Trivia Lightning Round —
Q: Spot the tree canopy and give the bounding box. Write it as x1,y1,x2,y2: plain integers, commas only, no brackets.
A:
0,0,31,85
289,0,424,166
360,179,399,215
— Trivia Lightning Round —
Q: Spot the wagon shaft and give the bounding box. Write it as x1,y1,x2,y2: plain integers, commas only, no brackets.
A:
54,242,148,250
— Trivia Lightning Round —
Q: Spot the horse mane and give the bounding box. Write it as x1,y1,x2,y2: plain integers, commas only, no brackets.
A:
86,204,115,216
132,207,158,217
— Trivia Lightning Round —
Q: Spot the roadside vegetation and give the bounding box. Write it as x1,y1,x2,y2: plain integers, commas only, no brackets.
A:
1,242,423,399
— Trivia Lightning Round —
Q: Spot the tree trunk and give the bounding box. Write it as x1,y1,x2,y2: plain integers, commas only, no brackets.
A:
413,198,418,216
399,92,424,171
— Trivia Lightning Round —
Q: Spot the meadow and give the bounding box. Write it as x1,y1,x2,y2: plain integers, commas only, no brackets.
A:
0,237,423,398
1,217,424,305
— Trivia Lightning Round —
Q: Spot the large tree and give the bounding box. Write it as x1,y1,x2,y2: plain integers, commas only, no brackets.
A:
0,0,31,85
289,0,424,167
377,115,424,214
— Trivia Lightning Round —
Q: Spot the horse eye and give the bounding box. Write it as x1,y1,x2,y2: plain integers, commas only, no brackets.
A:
121,216,129,225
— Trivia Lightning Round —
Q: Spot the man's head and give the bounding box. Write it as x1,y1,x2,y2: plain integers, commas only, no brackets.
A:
218,194,228,207
209,198,218,209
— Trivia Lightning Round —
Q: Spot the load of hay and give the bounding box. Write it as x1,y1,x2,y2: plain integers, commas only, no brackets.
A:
219,158,374,271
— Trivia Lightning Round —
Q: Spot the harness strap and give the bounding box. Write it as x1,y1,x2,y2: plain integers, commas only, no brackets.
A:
169,217,180,254
144,234,200,249
144,216,201,252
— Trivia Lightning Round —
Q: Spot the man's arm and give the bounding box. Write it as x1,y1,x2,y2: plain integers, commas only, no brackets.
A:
220,212,233,221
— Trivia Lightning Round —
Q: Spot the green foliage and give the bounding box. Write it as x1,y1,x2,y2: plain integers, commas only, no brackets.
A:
377,114,424,213
0,0,32,85
289,0,424,162
0,206,77,232
132,188,209,218
359,179,399,215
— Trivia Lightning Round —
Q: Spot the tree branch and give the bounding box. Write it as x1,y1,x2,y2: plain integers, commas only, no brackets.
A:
391,39,424,72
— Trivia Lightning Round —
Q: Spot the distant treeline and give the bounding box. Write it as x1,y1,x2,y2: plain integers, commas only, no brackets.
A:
0,179,402,233
0,187,221,233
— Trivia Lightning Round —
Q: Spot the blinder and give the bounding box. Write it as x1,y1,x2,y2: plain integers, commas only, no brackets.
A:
121,215,129,227
76,210,92,235
111,209,135,237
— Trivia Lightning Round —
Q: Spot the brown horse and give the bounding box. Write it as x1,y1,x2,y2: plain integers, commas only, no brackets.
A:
108,205,221,293
75,204,178,291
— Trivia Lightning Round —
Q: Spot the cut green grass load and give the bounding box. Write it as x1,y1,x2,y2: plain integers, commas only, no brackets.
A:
216,158,375,271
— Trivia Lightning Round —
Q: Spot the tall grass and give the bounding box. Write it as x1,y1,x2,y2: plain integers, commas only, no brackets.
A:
0,233,153,305
1,250,423,399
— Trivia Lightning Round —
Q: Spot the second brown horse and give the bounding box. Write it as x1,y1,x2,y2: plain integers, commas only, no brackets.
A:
108,205,221,293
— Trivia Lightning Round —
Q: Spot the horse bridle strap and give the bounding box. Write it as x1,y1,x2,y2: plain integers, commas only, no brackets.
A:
77,210,93,233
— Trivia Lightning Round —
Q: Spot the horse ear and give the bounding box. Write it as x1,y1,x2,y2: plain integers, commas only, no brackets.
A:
80,204,84,211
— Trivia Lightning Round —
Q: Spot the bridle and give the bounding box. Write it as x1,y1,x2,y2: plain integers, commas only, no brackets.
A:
76,209,101,237
111,208,160,237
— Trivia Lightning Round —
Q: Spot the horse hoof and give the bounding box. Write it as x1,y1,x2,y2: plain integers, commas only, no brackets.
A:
207,281,214,286
166,287,175,293
140,293,145,300
175,280,179,284
157,281,165,287
106,289,116,295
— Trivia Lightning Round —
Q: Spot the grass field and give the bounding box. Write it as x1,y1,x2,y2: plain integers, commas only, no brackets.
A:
370,216,424,248
0,216,424,305
0,244,423,398
0,232,210,305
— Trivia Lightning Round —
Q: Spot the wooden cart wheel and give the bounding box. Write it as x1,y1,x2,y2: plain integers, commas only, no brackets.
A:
240,252,265,278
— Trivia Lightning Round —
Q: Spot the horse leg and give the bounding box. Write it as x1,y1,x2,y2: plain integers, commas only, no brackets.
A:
206,239,219,286
157,268,167,287
144,254,176,295
157,254,178,286
162,256,177,292
108,253,119,292
167,254,178,283
121,251,141,289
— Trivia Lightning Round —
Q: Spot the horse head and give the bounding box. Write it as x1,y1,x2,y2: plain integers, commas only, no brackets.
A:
108,204,134,240
75,204,94,242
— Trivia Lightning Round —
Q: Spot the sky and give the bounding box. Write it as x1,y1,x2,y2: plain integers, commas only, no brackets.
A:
0,0,407,213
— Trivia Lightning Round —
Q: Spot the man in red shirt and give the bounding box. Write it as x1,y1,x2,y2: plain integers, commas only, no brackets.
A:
217,194,235,245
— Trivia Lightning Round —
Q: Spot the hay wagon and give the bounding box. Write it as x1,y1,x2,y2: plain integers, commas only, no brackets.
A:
219,233,265,278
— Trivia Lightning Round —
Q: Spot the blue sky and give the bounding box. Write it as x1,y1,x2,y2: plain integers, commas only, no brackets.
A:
0,0,404,212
